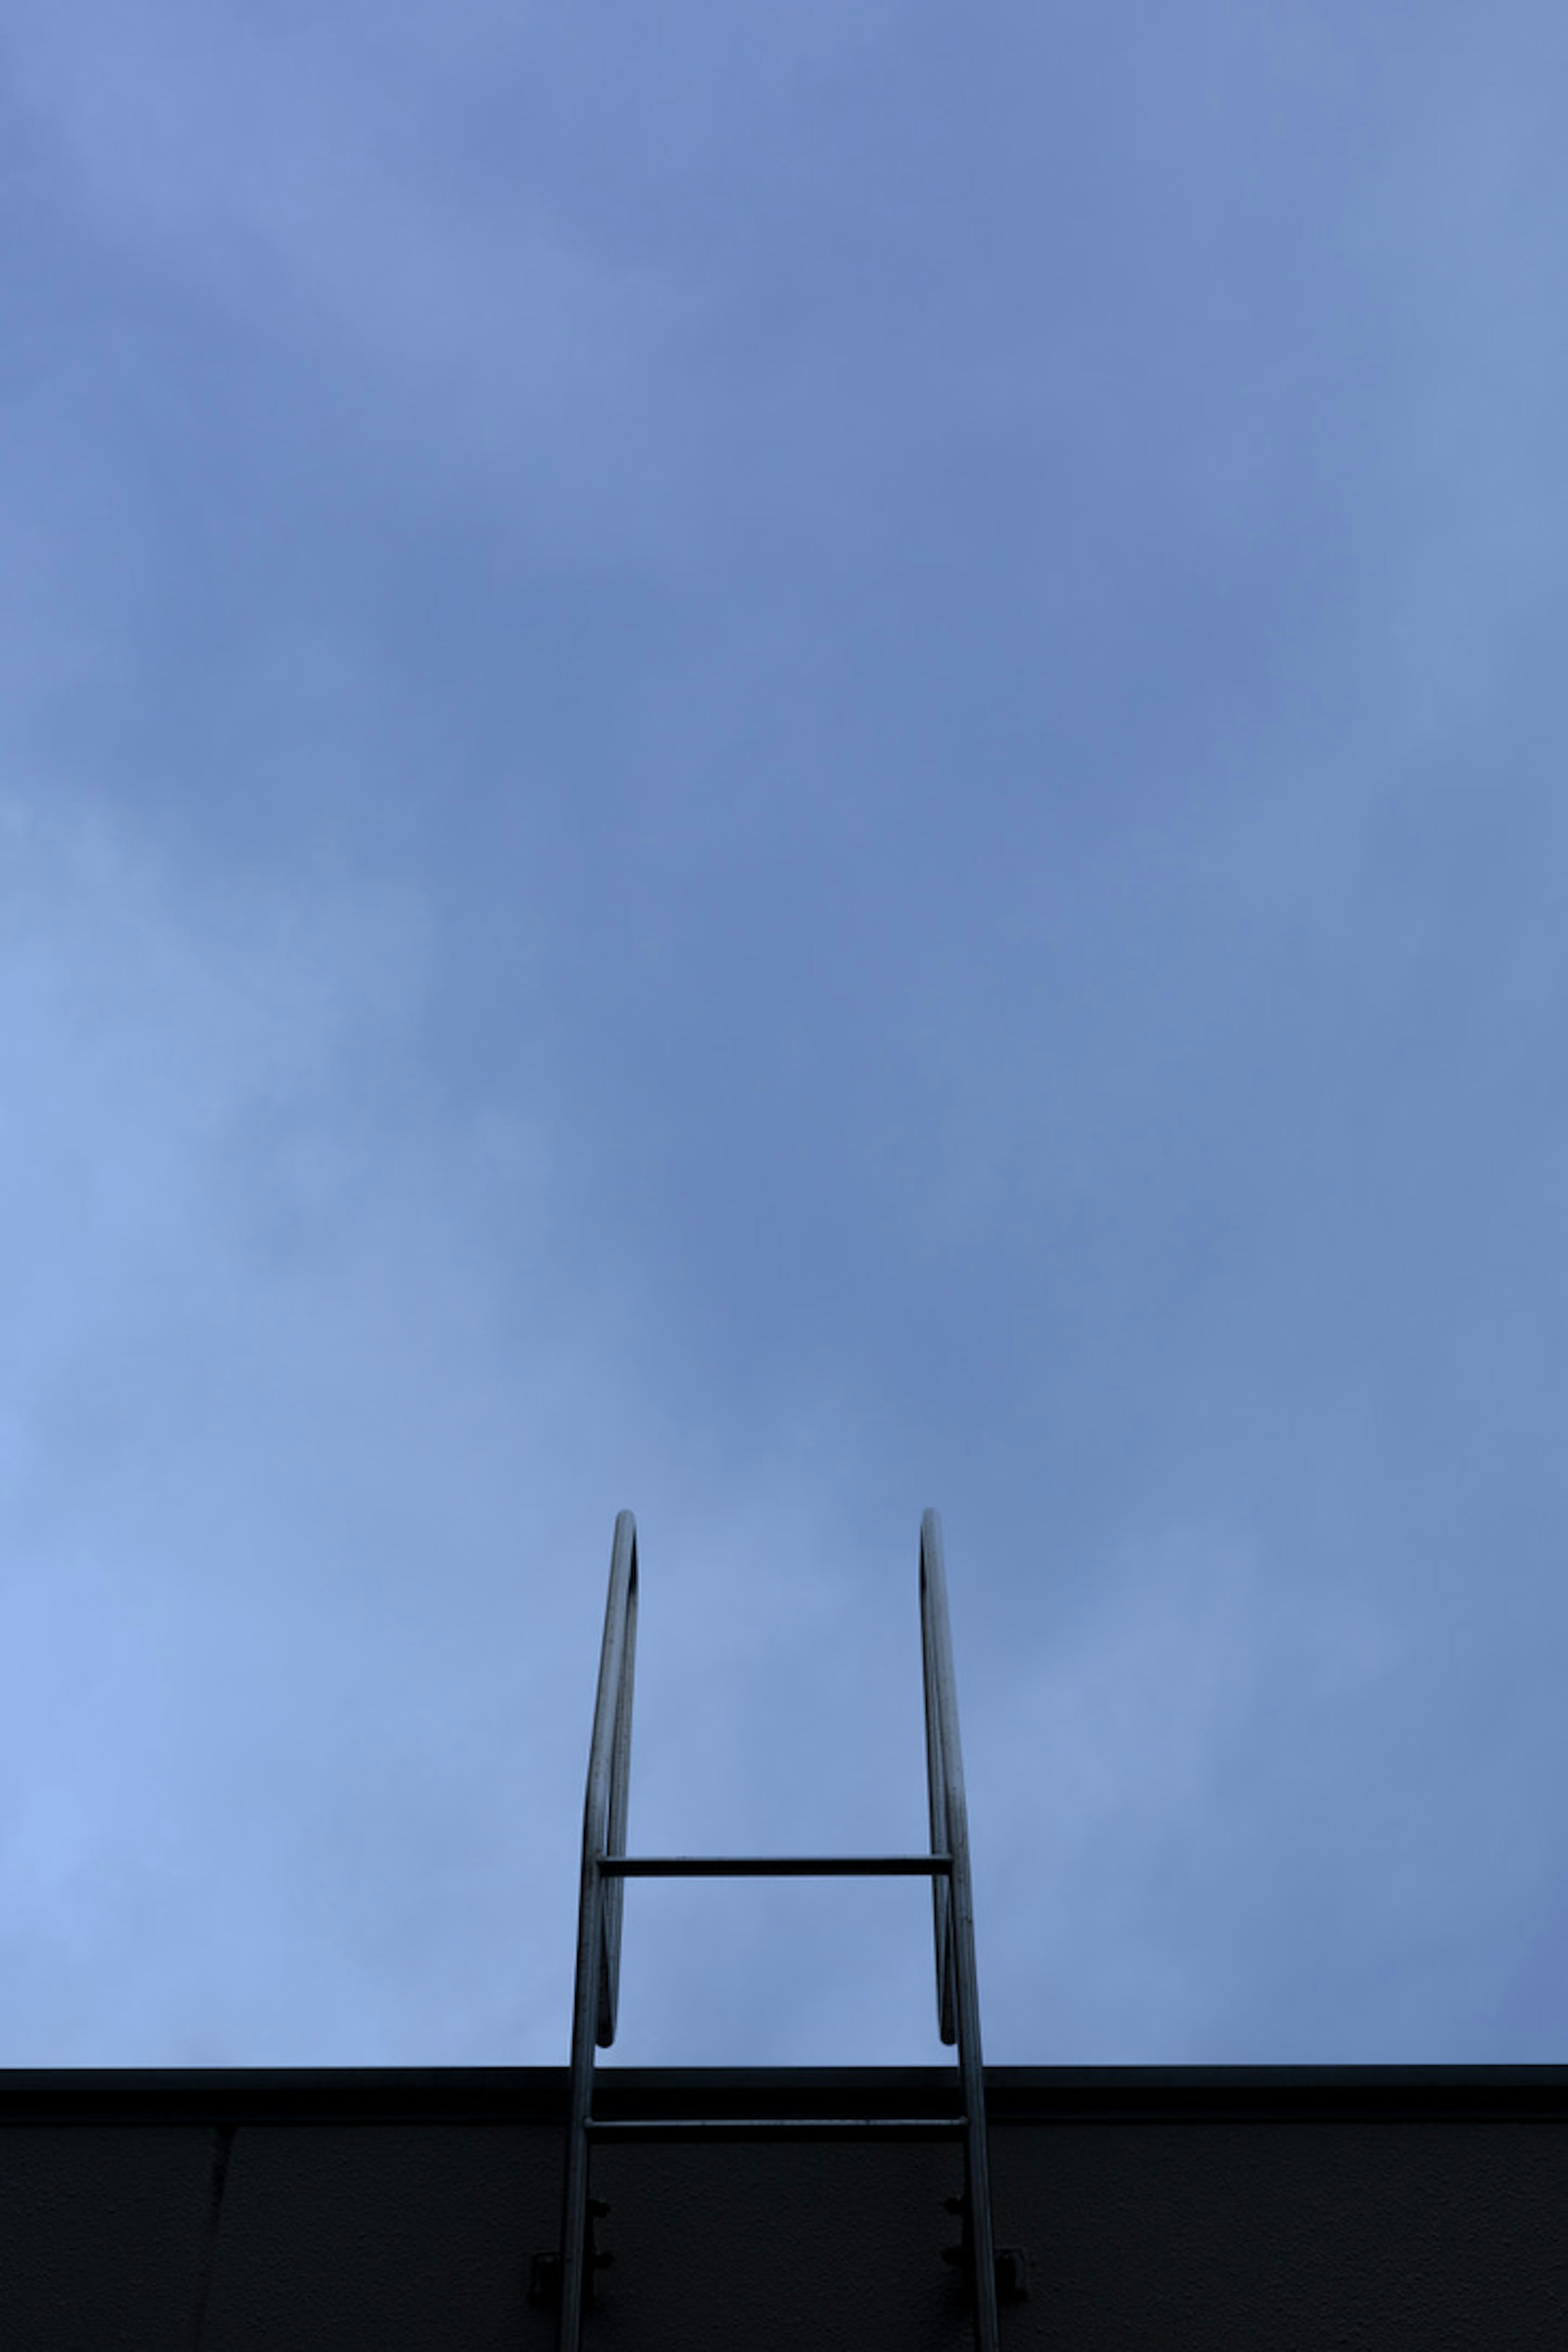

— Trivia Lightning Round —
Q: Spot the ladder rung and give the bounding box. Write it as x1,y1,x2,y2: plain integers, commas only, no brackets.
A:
586,2114,968,2140
597,1854,953,1877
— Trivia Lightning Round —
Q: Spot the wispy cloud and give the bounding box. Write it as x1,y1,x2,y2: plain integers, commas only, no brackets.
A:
2,2,1567,2066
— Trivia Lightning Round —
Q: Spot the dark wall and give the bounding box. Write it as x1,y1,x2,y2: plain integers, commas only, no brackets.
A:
3,2068,1566,2350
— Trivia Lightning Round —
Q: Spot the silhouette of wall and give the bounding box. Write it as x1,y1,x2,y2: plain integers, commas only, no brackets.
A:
4,2065,1566,2347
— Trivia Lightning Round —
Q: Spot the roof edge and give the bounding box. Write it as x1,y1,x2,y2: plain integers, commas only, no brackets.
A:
4,2062,1568,2127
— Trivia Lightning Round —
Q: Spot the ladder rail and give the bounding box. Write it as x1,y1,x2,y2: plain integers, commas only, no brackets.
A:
919,1507,1000,2347
559,1508,638,2350
598,1511,637,2047
922,1519,958,2046
552,1508,1000,2352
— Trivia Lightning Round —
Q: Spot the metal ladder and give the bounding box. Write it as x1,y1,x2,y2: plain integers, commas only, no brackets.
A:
546,1508,1001,2350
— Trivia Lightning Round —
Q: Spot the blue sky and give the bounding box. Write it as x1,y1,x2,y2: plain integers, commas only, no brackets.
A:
3,2,1568,2067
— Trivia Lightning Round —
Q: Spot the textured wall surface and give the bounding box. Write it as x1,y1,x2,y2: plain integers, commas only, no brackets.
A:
3,2068,1566,2349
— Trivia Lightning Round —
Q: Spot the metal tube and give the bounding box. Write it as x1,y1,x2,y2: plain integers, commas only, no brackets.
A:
598,1555,637,2045
920,1509,1000,2352
558,1510,639,2352
600,1854,952,1877
586,2114,969,2140
921,1539,957,2045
